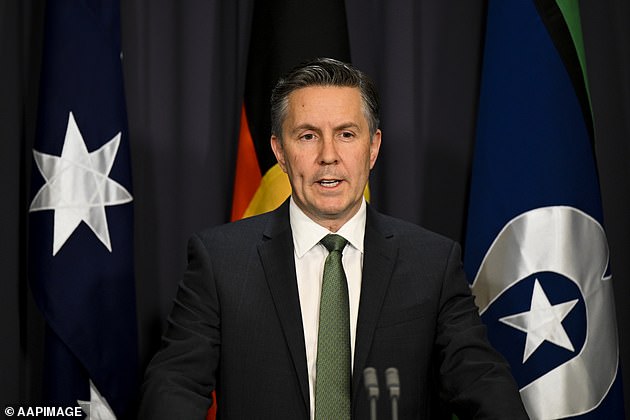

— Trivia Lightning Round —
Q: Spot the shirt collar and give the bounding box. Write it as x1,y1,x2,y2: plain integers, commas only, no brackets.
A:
289,197,366,258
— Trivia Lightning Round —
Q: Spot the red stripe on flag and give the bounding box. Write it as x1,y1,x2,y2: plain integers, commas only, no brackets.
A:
206,391,217,420
231,104,262,221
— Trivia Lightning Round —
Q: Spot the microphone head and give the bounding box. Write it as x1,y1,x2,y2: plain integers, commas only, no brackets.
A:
385,367,400,398
363,367,379,398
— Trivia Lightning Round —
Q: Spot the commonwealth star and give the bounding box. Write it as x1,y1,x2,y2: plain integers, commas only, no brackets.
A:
29,111,133,255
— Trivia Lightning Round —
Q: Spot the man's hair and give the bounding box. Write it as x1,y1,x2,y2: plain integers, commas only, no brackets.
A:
270,57,380,140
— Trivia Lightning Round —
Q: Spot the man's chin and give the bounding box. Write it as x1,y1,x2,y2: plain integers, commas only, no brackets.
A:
312,201,348,216
312,201,362,223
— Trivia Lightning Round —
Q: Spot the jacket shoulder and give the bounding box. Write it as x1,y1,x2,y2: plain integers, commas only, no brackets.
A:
193,210,274,249
368,207,456,251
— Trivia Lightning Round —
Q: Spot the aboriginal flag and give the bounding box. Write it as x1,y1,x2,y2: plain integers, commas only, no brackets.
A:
230,0,352,222
28,1,138,418
464,1,624,418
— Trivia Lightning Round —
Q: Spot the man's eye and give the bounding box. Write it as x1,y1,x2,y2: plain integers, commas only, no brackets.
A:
340,131,355,139
300,133,316,141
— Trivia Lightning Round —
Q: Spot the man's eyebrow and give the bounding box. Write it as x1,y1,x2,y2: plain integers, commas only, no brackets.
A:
290,124,319,135
335,122,361,131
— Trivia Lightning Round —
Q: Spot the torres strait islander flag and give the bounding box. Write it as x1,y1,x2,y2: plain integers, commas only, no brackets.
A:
464,1,624,419
28,1,138,418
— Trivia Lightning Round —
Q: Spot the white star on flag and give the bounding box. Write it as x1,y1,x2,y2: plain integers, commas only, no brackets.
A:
500,278,578,363
78,380,116,420
29,112,133,256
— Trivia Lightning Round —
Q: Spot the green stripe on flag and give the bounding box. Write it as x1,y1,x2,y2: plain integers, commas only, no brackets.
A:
556,0,592,109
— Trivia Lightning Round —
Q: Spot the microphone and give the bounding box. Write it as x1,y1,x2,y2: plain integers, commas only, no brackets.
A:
385,367,400,420
363,367,379,420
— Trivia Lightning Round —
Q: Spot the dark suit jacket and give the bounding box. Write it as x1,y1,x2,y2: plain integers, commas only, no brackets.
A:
139,202,528,419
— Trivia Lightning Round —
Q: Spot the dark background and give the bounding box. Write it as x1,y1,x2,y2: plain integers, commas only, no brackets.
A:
2,0,629,414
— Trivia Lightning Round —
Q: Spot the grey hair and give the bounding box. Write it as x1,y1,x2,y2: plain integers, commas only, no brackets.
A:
270,58,380,140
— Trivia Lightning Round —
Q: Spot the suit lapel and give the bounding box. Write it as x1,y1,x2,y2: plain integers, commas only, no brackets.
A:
257,202,310,412
352,207,398,403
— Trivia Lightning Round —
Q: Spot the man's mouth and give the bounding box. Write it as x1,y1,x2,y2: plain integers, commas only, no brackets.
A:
318,179,342,188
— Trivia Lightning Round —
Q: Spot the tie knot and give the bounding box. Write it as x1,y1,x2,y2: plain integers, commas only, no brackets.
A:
320,234,348,253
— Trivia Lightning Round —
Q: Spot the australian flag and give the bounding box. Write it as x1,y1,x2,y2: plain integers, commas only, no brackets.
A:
464,0,624,418
28,1,138,418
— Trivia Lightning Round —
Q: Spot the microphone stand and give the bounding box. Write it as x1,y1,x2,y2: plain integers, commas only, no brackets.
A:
385,367,400,420
363,367,379,420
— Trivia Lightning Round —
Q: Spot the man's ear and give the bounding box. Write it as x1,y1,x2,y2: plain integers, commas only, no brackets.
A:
270,135,287,173
369,129,382,170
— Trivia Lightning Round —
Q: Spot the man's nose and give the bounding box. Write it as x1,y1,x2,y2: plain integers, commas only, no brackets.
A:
318,135,339,165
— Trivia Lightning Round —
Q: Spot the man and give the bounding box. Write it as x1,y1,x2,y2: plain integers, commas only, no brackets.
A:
139,58,528,419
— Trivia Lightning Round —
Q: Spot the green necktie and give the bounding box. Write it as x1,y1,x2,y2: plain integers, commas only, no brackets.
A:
315,234,351,420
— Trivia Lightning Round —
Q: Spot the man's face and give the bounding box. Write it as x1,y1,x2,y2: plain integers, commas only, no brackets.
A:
271,86,381,231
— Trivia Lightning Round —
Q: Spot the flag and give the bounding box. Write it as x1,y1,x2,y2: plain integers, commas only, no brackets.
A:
28,1,138,418
230,0,353,222
464,0,624,418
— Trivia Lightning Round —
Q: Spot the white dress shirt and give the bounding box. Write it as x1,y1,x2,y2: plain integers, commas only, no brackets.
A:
289,197,366,420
